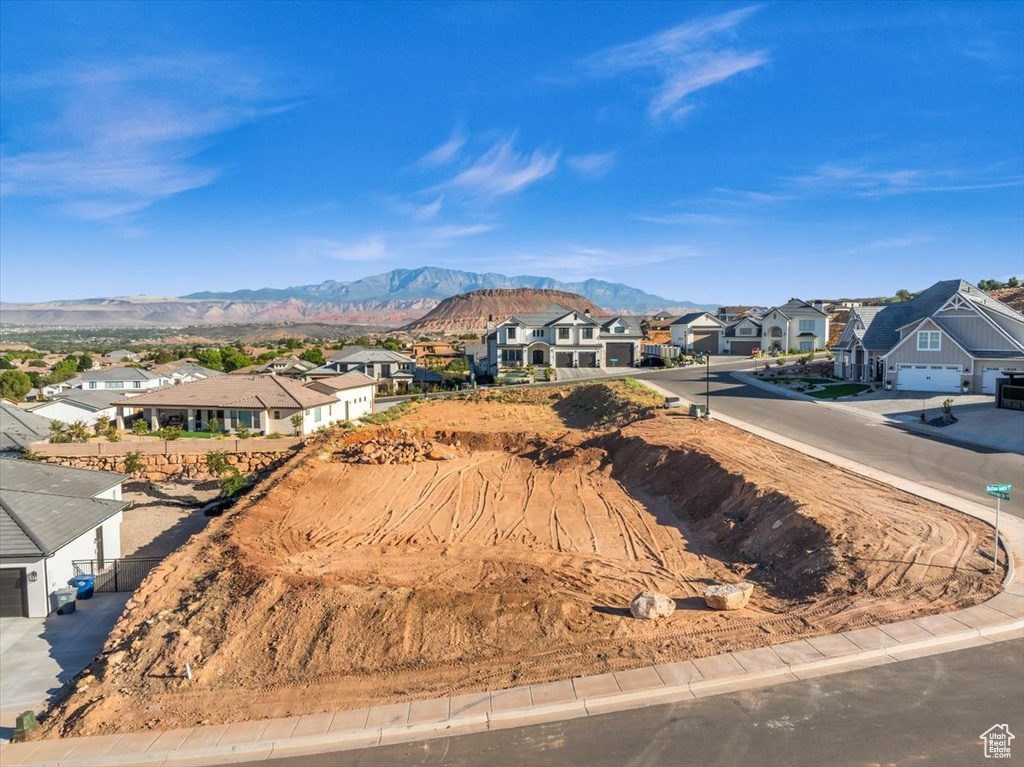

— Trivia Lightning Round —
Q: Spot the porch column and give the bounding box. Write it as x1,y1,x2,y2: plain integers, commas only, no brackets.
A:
187,409,196,431
149,409,159,430
115,406,125,430
262,409,270,434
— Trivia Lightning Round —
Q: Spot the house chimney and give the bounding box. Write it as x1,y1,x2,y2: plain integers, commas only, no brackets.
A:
584,308,591,316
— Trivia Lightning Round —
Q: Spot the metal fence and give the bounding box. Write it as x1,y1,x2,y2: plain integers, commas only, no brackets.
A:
72,558,163,592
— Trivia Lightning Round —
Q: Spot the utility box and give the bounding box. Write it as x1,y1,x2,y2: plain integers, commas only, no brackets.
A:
54,588,78,615
690,404,706,418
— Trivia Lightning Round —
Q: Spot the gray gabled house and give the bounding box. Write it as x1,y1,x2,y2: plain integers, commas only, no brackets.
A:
832,279,1024,393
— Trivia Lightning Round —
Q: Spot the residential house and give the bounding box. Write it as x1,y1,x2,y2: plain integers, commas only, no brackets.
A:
486,304,643,373
0,401,53,456
411,343,461,368
105,349,141,363
28,390,123,427
302,372,377,420
760,299,830,353
1,461,127,617
670,312,726,354
57,367,171,395
260,356,316,378
832,279,1024,393
463,343,490,377
150,360,224,384
723,316,764,356
305,348,417,392
112,374,359,435
716,306,766,323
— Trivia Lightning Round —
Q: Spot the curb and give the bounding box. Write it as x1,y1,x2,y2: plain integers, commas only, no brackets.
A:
3,390,1022,767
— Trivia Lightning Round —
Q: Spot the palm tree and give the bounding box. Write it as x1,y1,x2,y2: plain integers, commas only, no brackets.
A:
67,420,91,443
48,419,69,443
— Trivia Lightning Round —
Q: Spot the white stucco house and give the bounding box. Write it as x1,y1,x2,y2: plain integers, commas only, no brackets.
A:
486,304,643,373
759,299,830,354
113,373,373,435
28,390,124,427
670,312,726,354
306,347,417,392
1,462,126,618
44,367,172,398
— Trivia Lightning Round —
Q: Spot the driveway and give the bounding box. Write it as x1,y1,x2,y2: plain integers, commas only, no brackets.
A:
0,593,128,741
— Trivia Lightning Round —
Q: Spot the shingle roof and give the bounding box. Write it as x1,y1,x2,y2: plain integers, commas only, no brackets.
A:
0,402,52,452
769,298,828,319
671,312,723,327
29,390,121,414
507,304,601,327
331,349,414,364
0,459,125,497
111,375,338,410
155,362,223,379
599,316,644,335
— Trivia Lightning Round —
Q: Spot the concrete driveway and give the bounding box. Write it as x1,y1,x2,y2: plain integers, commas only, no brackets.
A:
0,593,128,741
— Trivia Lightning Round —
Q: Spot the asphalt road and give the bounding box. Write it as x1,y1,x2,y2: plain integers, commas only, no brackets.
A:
258,640,1024,767
639,360,1024,519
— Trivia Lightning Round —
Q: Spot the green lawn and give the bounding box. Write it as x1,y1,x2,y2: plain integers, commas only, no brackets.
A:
768,377,835,385
808,384,870,399
145,430,219,439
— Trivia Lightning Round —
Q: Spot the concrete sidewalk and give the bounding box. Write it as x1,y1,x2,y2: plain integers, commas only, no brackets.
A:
2,400,1022,767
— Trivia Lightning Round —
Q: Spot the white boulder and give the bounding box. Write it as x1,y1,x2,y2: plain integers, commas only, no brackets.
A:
704,582,754,611
629,592,676,620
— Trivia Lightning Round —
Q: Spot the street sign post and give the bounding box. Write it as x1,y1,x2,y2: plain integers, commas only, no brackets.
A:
985,484,1012,571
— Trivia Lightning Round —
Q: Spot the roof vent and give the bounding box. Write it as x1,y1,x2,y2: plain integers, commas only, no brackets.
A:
584,308,591,316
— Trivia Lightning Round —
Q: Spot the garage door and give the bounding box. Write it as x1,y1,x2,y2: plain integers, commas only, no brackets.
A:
730,341,760,356
692,331,719,354
0,568,27,618
578,352,597,368
895,365,961,393
982,367,1024,394
555,352,574,367
605,343,634,367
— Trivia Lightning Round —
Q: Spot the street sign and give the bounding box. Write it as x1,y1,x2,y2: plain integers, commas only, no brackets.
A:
987,483,1012,500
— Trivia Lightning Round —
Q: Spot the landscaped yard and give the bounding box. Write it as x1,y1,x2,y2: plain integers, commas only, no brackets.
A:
808,383,870,399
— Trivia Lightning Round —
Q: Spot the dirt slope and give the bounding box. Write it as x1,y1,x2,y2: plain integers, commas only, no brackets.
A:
37,384,1001,737
403,289,605,334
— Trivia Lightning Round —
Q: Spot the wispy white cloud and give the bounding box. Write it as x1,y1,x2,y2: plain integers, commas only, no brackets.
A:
567,152,617,179
505,242,702,275
304,235,388,261
0,52,296,220
444,138,559,198
579,6,767,120
791,163,1023,197
636,212,735,226
422,223,495,240
418,130,466,168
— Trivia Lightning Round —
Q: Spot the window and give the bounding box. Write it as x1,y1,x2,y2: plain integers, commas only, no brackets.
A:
558,328,570,339
799,340,813,352
314,407,322,423
89,381,97,389
533,329,545,338
133,381,141,388
230,410,260,429
614,326,625,334
105,381,125,389
917,331,941,351
799,319,815,332
507,327,517,340
738,327,753,336
582,328,593,340
274,410,281,420
502,349,523,364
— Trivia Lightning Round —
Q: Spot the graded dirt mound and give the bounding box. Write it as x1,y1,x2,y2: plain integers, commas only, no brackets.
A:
37,389,1002,738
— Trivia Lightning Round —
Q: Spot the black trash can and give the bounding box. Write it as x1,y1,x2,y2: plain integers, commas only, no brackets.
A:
54,587,78,614
69,574,95,599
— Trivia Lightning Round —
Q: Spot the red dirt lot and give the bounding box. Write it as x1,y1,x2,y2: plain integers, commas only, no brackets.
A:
37,383,1002,737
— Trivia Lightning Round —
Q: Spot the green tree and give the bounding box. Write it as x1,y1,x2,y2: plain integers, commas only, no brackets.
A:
205,450,231,477
379,337,401,352
67,420,91,443
77,354,94,372
290,413,304,435
149,349,174,365
132,418,150,436
46,357,79,384
194,349,223,371
299,346,325,366
0,370,32,401
219,346,253,373
0,358,14,370
49,419,70,443
123,451,144,476
1008,277,1020,288
893,289,913,302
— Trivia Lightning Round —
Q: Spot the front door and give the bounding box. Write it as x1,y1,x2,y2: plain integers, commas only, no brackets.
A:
532,349,545,365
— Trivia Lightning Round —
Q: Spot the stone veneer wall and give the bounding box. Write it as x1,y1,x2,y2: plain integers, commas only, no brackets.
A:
40,451,294,482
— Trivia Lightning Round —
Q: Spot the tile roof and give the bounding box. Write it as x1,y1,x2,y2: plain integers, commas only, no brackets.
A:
304,372,377,393
111,375,338,410
1,461,127,557
0,402,52,452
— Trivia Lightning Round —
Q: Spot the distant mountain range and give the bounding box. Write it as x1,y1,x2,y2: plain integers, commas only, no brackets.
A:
0,267,714,328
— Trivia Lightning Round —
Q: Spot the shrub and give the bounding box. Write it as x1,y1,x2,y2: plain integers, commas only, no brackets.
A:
235,425,251,440
266,431,283,439
123,451,144,476
94,414,111,435
220,469,249,497
105,428,122,443
290,413,304,435
158,425,182,441
68,420,91,443
207,417,220,434
205,450,231,477
132,419,150,436
49,419,70,443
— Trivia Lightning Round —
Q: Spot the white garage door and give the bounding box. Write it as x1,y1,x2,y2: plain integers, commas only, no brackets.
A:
895,364,962,393
982,367,1024,394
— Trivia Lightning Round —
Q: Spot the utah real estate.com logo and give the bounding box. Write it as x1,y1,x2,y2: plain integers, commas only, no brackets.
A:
980,724,1014,759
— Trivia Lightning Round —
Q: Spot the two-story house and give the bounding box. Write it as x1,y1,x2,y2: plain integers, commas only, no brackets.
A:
61,367,171,393
759,299,830,354
304,347,416,392
832,279,1024,393
486,304,643,373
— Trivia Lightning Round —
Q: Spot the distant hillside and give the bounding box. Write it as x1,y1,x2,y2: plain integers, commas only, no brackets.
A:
989,286,1024,312
2,266,712,328
404,289,605,335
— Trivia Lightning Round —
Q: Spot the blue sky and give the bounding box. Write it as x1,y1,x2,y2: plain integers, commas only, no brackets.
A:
1,1,1022,305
